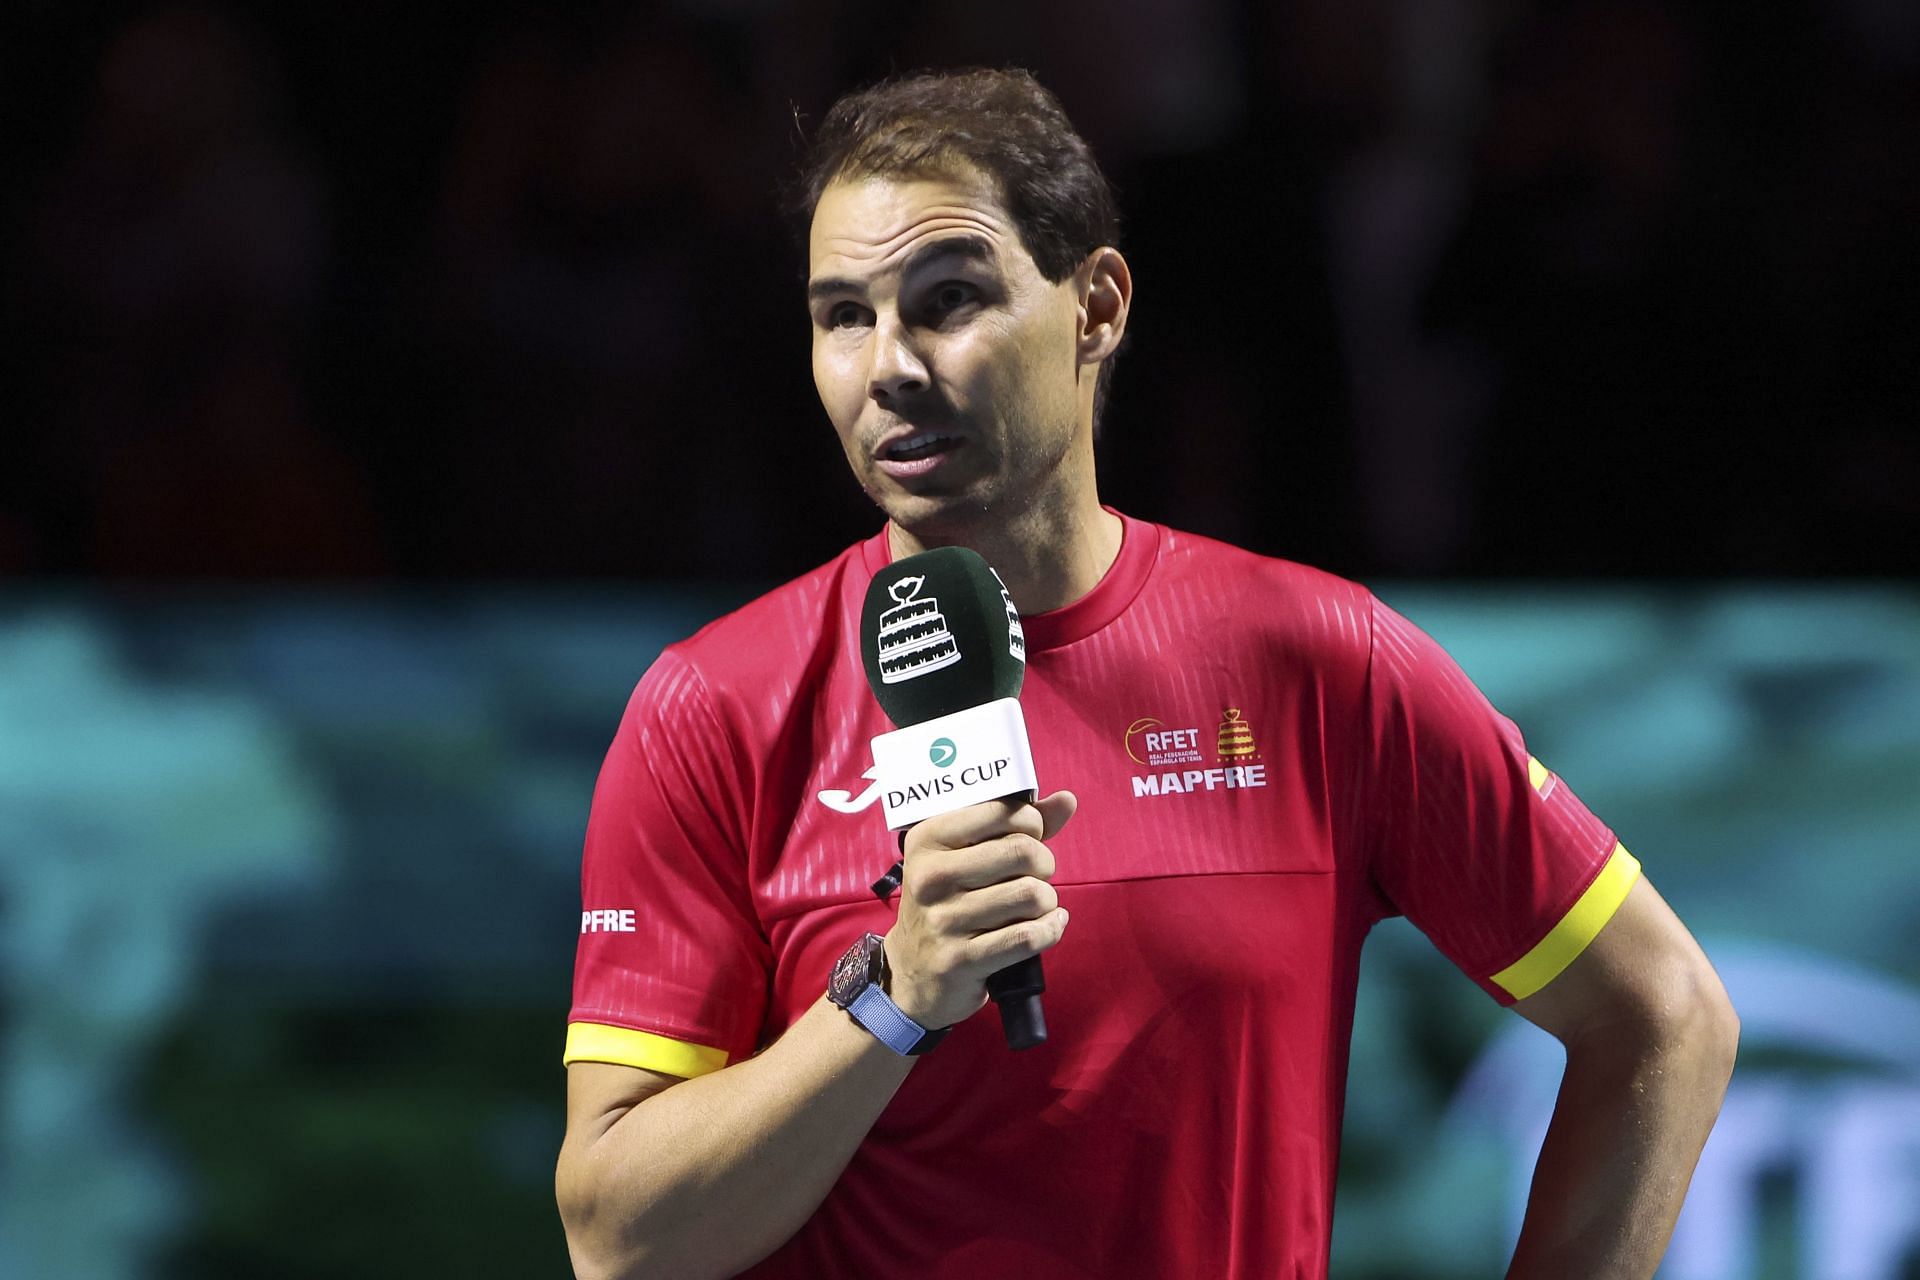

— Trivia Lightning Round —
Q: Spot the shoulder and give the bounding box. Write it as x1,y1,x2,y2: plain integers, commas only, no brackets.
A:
1157,521,1368,594
644,534,872,716
1147,519,1379,659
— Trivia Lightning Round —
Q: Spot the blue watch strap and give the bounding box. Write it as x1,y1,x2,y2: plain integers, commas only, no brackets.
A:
847,984,938,1055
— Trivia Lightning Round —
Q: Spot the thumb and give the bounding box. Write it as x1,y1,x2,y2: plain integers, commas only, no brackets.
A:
1034,789,1078,841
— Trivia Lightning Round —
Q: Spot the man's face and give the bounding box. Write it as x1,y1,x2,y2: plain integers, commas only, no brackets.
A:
807,166,1088,537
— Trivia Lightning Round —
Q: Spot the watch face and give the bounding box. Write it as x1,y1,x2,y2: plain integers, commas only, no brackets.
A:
829,934,882,1007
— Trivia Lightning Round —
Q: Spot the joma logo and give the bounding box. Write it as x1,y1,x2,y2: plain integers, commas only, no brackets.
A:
817,765,883,814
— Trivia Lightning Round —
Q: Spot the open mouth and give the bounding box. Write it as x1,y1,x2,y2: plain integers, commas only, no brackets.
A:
880,430,964,462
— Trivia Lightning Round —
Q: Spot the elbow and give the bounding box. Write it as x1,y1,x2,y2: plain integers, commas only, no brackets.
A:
1572,944,1741,1093
563,1240,654,1280
556,1170,611,1280
1662,948,1741,1099
564,1250,626,1280
557,1204,654,1280
1701,969,1740,1091
564,1235,720,1280
566,1254,651,1280
566,1253,651,1280
557,1160,714,1280
556,1151,652,1280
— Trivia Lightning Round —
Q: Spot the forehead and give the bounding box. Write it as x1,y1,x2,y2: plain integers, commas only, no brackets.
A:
807,167,1028,282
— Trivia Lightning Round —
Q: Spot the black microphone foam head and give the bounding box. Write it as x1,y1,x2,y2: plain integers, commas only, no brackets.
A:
861,545,1026,727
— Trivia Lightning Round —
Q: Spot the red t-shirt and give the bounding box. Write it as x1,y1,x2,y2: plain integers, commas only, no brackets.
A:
567,512,1636,1278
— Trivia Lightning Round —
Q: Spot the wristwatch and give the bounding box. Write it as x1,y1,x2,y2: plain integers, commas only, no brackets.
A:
828,933,950,1056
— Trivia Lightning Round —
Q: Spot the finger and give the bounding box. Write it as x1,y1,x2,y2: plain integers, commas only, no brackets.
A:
911,833,1054,902
944,875,1059,934
959,905,1070,977
908,795,1045,853
1033,790,1077,841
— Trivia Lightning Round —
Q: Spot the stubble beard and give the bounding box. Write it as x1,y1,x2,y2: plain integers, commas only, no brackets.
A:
867,405,1079,550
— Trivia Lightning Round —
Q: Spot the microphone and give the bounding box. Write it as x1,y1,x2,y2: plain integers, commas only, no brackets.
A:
859,546,1049,1050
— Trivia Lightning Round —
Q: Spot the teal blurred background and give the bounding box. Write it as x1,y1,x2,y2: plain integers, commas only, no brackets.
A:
1,584,1916,1279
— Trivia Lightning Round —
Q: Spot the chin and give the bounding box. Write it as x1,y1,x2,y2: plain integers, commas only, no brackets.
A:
872,485,997,543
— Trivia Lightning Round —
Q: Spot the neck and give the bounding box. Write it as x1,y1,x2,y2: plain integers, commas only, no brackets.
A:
887,496,1122,615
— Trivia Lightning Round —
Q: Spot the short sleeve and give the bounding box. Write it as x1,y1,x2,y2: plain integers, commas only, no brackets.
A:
566,647,771,1073
1360,593,1638,1004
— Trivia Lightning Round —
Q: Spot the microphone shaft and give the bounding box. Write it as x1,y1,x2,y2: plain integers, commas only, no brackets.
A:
986,956,1047,1050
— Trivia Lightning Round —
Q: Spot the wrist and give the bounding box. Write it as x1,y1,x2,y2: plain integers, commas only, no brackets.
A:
879,934,940,1027
828,933,950,1057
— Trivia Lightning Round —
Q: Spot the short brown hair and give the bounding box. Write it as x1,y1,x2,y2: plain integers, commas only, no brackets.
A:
789,67,1127,434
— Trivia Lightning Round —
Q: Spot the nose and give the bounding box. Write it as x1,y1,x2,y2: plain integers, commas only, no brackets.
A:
867,314,929,404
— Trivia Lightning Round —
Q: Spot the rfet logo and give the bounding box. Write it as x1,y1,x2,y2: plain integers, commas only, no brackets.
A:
1124,717,1204,766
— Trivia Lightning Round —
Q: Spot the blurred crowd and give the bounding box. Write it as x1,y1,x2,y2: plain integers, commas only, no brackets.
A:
7,0,1916,581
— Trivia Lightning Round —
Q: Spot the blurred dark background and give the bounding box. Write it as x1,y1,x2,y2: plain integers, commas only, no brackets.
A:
8,0,1916,585
6,5,1920,1280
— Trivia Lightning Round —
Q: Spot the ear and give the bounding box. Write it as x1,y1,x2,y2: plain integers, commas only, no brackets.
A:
1076,247,1132,367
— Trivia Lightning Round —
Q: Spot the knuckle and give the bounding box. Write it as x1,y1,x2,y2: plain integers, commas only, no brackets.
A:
959,934,993,972
906,862,949,902
1008,832,1046,866
1002,877,1041,913
997,877,1041,919
977,928,1017,966
995,832,1050,875
1032,842,1057,879
1030,879,1059,914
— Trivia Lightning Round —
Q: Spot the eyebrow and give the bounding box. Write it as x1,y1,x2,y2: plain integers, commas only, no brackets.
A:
806,234,998,306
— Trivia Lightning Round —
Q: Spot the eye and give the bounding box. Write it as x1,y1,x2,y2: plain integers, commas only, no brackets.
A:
826,302,869,330
931,282,976,312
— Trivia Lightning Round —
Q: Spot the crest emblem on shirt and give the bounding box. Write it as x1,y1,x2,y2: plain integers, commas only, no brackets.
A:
1215,708,1261,760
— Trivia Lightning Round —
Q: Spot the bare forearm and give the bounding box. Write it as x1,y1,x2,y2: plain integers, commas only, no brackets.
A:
558,996,914,1280
1506,1007,1737,1277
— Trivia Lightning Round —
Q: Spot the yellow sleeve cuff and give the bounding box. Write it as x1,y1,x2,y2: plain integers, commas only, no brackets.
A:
1490,843,1641,1000
563,1022,730,1077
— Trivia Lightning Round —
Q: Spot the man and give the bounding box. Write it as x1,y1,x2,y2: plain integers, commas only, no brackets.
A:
555,68,1737,1279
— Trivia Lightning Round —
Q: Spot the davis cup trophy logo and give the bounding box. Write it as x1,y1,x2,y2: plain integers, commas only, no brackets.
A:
875,575,962,684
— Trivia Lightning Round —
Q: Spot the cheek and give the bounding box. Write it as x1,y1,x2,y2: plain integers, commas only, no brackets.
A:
999,321,1076,415
951,322,1026,406
813,347,861,430
809,341,835,402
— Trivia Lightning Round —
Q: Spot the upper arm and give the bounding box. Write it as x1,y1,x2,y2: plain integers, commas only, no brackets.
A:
1512,875,1738,1052
1358,596,1632,1000
556,1060,692,1265
570,653,771,1070
564,1060,688,1147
